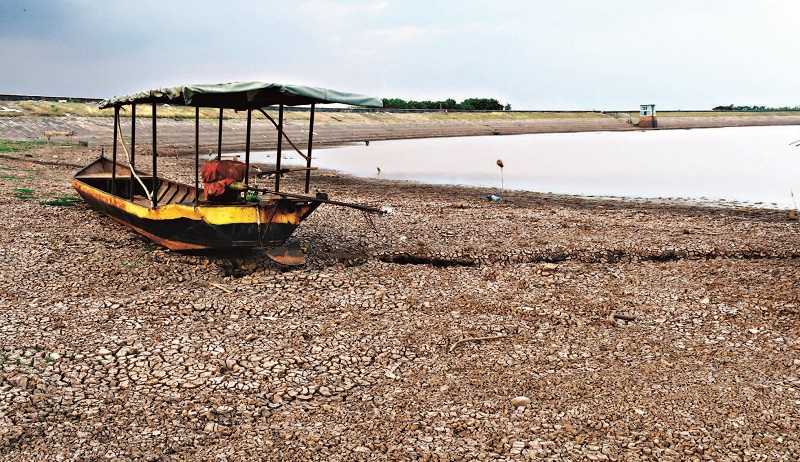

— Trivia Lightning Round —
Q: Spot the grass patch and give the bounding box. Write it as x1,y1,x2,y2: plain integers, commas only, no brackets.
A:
40,194,81,207
0,139,45,153
2,101,237,120
14,187,34,200
0,166,21,180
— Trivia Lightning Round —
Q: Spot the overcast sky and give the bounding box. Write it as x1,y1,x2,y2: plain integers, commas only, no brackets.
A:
1,0,799,109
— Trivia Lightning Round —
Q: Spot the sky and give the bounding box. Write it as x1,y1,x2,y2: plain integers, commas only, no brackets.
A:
1,0,799,110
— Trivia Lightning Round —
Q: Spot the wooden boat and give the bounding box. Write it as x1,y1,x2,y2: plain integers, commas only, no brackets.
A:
74,82,383,263
73,157,321,251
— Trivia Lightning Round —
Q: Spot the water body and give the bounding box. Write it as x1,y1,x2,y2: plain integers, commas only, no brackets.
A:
250,125,800,209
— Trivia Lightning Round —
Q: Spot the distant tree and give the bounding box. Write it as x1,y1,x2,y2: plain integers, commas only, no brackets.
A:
461,98,504,111
382,98,408,109
713,104,800,112
504,104,512,111
382,97,507,111
443,98,458,110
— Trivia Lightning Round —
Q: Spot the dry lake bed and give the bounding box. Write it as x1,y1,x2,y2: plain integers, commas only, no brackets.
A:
1,142,799,460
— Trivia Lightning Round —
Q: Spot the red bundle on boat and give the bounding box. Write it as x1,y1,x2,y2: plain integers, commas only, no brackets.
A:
201,160,247,198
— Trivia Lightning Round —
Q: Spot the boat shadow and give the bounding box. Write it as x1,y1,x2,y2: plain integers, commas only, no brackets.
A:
178,236,372,277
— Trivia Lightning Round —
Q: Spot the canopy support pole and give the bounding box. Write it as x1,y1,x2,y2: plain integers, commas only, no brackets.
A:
305,103,315,193
152,103,158,208
129,104,136,200
245,108,252,186
275,104,284,192
217,107,223,160
194,106,199,205
112,106,118,195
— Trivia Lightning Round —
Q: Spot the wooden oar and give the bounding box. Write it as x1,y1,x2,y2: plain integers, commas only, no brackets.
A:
255,166,318,177
228,182,385,214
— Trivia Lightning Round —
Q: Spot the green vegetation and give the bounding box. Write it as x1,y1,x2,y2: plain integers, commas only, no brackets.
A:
0,168,17,180
713,104,800,112
382,97,508,110
1,101,234,119
245,190,260,203
14,187,34,200
0,164,26,181
40,195,81,207
0,139,45,152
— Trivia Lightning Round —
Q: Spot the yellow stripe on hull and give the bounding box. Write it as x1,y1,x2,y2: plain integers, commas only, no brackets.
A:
72,180,309,226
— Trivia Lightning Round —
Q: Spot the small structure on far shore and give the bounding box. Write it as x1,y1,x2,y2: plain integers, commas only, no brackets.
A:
638,104,657,128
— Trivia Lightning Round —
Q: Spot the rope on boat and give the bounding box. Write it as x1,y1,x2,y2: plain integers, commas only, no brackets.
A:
256,108,309,161
116,112,153,202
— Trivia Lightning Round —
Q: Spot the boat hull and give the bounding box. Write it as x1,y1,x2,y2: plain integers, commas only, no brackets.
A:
72,178,319,251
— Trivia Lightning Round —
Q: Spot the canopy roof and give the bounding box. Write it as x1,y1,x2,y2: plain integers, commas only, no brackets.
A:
99,82,383,109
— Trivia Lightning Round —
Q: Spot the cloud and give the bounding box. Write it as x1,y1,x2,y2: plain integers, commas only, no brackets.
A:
367,25,428,44
1,1,800,108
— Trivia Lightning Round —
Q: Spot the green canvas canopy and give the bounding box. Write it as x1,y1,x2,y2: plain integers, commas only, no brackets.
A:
99,81,383,109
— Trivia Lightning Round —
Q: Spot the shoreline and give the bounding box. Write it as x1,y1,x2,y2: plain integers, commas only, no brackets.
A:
1,146,789,214
255,163,796,213
1,111,799,154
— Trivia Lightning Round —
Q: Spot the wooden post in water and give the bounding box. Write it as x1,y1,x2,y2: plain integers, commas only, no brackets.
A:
496,159,504,193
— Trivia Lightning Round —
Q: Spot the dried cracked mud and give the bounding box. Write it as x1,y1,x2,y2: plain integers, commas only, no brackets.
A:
1,146,799,461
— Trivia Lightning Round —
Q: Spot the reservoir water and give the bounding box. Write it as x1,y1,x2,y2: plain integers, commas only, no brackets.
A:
250,125,800,209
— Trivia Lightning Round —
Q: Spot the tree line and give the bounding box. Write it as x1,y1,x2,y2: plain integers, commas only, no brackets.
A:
382,97,510,111
713,104,800,112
